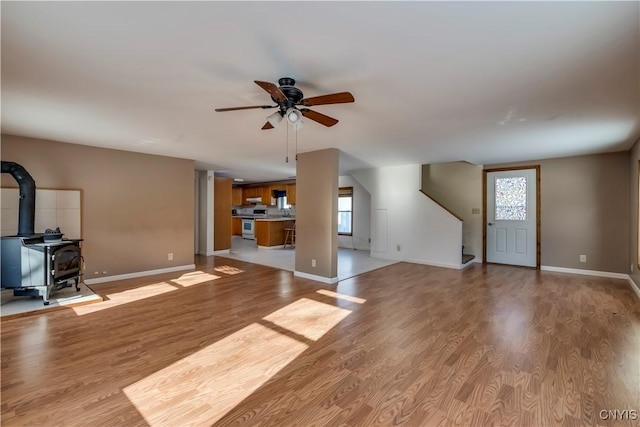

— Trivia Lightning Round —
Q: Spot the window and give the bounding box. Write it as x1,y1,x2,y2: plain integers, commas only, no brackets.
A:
495,176,527,220
338,187,353,235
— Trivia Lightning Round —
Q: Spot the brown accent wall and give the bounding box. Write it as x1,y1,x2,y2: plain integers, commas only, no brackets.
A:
1,134,194,277
295,148,338,279
214,177,231,251
630,139,640,286
486,152,629,273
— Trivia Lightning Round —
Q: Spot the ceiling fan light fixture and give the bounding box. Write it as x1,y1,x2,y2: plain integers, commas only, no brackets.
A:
285,107,304,131
286,108,301,123
267,111,282,127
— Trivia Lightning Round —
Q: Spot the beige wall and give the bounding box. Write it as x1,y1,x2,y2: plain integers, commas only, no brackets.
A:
422,162,483,260
1,134,195,278
630,139,640,287
487,152,630,273
295,148,338,280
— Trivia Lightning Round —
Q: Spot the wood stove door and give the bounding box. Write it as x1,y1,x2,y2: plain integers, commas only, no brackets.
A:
51,244,81,281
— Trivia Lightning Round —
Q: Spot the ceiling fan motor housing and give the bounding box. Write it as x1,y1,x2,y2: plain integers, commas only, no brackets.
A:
273,77,303,110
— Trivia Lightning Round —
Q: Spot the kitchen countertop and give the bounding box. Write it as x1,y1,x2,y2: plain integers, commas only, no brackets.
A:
255,217,295,222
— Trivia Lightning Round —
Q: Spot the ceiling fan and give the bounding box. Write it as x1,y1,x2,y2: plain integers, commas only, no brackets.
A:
215,77,355,130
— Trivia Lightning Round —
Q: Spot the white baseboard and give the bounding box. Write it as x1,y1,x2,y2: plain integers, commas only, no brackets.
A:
198,251,215,256
540,265,629,280
368,253,462,270
628,276,640,300
294,271,339,284
458,261,476,270
213,249,230,254
406,258,462,270
85,264,195,285
338,245,371,251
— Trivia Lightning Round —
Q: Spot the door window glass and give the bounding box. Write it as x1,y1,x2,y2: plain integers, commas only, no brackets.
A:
495,177,527,220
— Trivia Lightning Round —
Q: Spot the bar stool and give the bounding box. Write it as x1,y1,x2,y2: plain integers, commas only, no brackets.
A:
283,223,295,248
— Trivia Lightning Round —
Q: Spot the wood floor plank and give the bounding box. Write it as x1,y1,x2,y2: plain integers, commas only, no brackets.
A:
1,257,639,426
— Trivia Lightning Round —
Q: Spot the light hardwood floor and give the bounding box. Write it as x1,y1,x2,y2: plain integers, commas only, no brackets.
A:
1,256,639,426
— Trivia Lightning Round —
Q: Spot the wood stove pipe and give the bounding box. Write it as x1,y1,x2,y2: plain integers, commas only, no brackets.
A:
1,161,36,236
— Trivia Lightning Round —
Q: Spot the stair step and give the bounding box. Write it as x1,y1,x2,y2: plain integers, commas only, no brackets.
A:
462,254,475,264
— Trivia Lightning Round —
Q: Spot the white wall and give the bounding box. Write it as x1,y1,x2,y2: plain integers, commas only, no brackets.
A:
352,164,463,269
197,170,214,256
338,175,371,250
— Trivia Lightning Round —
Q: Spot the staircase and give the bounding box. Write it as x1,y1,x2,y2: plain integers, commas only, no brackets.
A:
421,161,483,268
462,246,475,265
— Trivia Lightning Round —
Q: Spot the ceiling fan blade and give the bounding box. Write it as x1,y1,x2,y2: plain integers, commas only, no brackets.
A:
300,108,339,127
262,122,274,130
215,105,274,112
300,91,354,107
254,80,288,103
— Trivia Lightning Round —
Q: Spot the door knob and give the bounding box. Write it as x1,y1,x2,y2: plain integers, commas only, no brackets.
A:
488,222,494,226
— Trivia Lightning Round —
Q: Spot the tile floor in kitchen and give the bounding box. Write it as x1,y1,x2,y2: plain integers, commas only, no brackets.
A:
216,236,398,281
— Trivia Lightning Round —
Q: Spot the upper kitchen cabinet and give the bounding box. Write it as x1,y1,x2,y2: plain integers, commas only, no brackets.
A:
232,187,243,206
260,186,273,206
242,186,259,200
286,184,296,205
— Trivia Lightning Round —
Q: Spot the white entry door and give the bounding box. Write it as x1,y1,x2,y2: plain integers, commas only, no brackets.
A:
486,168,537,267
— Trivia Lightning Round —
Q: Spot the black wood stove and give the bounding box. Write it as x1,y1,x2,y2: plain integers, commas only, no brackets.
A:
1,235,83,305
1,161,83,305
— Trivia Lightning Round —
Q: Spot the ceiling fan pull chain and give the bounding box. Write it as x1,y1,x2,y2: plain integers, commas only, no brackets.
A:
295,130,298,161
286,124,289,163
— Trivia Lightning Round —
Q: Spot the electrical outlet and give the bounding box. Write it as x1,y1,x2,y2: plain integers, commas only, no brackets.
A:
396,245,401,251
94,271,99,275
168,253,173,261
368,238,371,243
102,271,107,275
311,259,316,268
579,255,586,263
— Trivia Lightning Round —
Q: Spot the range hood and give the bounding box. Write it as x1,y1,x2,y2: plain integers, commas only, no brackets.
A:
246,197,262,204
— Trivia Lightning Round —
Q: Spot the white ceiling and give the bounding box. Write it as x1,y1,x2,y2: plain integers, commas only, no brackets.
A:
2,1,639,183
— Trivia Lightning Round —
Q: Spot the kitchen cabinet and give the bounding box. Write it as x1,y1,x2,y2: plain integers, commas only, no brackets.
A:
241,186,271,205
242,186,258,200
255,219,296,247
270,184,287,193
214,177,232,250
232,187,243,206
286,184,296,205
260,186,273,206
231,217,242,236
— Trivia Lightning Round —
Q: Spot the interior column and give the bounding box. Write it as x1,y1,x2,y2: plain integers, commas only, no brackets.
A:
294,148,339,283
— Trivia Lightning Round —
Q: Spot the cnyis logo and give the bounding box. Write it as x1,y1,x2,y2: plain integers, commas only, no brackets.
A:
599,409,638,420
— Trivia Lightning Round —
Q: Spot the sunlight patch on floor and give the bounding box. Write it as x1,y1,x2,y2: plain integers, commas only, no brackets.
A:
124,323,307,426
263,298,352,341
171,271,221,287
72,282,177,315
214,265,244,275
124,297,355,425
316,289,367,304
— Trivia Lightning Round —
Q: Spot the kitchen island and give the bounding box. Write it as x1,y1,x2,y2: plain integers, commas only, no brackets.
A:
255,218,295,248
